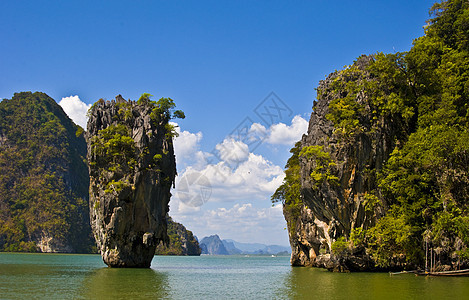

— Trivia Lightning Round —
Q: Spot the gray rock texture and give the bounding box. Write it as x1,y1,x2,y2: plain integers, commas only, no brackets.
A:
287,56,406,270
86,95,176,267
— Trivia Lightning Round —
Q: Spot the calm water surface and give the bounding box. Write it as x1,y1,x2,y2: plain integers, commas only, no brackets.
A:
0,253,468,299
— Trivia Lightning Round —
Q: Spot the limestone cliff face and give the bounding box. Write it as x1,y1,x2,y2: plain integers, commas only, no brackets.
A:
287,56,407,271
86,95,176,267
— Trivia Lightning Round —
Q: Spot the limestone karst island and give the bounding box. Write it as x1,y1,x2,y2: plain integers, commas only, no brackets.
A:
1,3,469,298
86,94,182,267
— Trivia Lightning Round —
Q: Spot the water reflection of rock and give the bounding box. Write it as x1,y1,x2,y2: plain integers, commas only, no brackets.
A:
81,267,169,298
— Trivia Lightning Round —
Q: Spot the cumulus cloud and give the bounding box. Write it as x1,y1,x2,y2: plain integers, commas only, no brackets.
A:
58,95,91,128
169,116,310,245
248,123,268,142
172,115,307,178
215,138,250,165
172,123,203,170
173,144,284,205
244,115,308,147
171,116,309,208
171,202,288,245
267,115,308,145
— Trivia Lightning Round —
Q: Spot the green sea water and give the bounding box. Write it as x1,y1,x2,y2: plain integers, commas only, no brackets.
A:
0,253,468,299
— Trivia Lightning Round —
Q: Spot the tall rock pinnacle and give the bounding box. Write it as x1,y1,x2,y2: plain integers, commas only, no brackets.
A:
86,94,180,267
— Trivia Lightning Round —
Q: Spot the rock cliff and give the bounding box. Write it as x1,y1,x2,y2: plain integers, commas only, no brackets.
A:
86,95,177,267
283,8,469,269
285,56,414,271
283,0,469,272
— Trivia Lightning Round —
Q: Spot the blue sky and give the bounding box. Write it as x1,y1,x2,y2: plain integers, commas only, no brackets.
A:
1,1,432,245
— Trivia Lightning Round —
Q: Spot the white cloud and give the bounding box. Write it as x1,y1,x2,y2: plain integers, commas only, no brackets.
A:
171,202,288,245
243,115,308,147
231,153,284,194
58,95,91,128
172,123,203,170
169,116,310,246
172,115,307,177
215,138,250,165
174,150,284,205
267,115,308,145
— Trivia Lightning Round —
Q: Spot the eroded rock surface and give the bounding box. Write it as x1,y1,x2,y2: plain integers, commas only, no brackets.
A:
86,95,176,267
287,56,403,271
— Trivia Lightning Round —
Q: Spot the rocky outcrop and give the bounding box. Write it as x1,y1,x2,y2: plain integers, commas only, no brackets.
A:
200,235,229,255
287,56,407,271
86,95,176,267
155,218,201,256
222,240,242,255
36,232,73,253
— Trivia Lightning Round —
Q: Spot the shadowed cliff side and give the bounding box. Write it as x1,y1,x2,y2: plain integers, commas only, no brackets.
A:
86,94,184,267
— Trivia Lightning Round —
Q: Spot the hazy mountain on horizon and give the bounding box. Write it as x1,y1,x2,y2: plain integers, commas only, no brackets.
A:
199,235,229,255
199,235,291,255
223,239,291,255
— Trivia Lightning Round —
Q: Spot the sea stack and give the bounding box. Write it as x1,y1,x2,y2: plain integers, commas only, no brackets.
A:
86,95,178,267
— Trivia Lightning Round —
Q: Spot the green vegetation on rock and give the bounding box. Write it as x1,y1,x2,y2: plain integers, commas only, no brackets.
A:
0,92,93,253
90,124,137,171
365,0,469,269
88,93,185,200
300,145,338,188
271,142,303,238
155,218,201,256
277,0,469,270
87,93,184,267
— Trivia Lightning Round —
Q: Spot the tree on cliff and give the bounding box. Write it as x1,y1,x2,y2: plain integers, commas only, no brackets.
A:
0,92,93,253
276,0,469,270
271,142,302,238
370,0,469,268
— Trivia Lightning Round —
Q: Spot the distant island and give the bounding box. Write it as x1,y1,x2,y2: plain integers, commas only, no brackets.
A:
199,234,290,256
